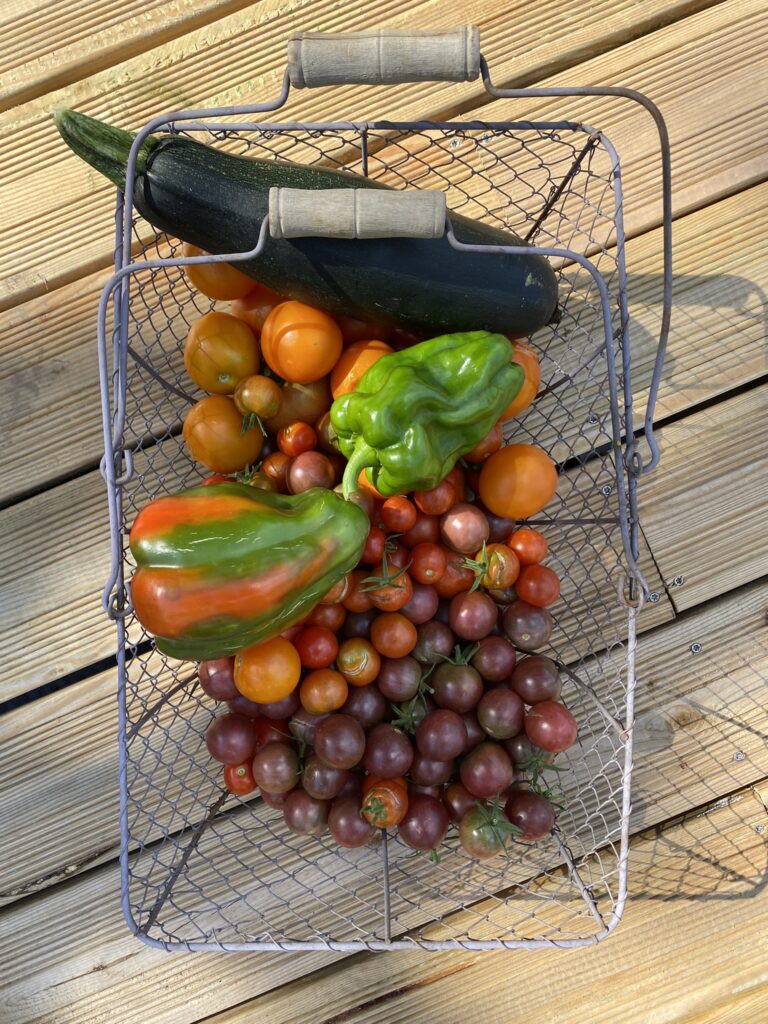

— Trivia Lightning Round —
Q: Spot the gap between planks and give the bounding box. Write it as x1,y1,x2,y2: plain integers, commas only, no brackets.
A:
0,0,763,312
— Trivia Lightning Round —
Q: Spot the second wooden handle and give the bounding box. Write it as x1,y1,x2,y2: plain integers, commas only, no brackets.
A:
269,188,447,239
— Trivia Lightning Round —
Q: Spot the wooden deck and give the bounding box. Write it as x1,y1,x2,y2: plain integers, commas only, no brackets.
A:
1,2,767,1021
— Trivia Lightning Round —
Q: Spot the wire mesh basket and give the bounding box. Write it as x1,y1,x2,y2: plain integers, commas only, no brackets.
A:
97,28,671,951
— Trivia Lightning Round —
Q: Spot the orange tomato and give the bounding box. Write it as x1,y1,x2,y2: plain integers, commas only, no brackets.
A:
184,311,260,394
181,242,256,300
501,340,541,419
231,282,286,333
358,469,387,499
182,394,263,473
300,669,349,714
261,301,343,384
234,637,302,703
330,340,393,398
478,444,558,520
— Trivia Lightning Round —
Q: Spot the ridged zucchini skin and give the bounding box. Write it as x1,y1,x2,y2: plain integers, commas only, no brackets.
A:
57,110,559,335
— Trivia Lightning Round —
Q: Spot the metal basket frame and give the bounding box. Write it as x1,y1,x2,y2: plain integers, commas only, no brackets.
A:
96,55,672,952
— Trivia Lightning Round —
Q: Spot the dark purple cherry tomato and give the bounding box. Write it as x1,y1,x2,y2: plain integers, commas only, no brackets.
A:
510,656,562,704
287,451,335,493
227,693,263,718
342,608,377,639
477,689,524,740
258,688,301,720
252,742,299,793
409,752,454,786
314,714,366,769
409,783,442,800
400,582,440,625
483,509,517,543
502,600,554,651
524,701,577,753
362,724,414,778
377,656,423,702
505,788,556,841
415,709,467,760
199,658,238,700
328,796,375,848
302,756,349,800
431,662,483,713
459,741,513,799
448,591,498,641
412,620,455,665
459,805,507,859
443,782,480,824
504,732,555,768
261,789,289,809
205,714,257,764
283,789,330,835
397,794,449,851
470,636,517,683
342,683,388,729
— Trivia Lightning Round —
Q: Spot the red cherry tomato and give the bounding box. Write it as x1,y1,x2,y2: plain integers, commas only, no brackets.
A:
516,565,561,607
293,625,339,669
223,761,258,795
278,421,318,457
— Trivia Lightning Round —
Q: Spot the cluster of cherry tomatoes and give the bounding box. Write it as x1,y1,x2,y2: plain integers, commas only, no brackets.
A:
179,249,574,860
200,492,575,860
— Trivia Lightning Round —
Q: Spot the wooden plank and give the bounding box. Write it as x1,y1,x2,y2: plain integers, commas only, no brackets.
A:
0,0,259,112
3,177,766,508
639,386,768,607
221,787,768,1024
1,572,762,917
0,776,764,1024
0,0,745,313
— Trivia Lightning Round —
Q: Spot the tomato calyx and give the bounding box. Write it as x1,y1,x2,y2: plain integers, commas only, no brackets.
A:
360,794,388,826
235,461,261,484
473,796,522,852
438,642,480,667
460,541,491,592
241,411,267,437
390,694,429,735
360,555,413,594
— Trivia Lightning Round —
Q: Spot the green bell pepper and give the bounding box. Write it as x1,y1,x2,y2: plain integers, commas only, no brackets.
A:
129,482,368,660
331,331,524,498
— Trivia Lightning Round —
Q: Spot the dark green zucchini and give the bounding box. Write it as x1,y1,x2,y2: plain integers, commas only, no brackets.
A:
56,109,558,335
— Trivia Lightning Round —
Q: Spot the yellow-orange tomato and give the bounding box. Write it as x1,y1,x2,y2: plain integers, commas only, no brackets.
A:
181,242,256,300
182,394,263,473
501,340,541,419
261,301,343,384
300,669,349,714
231,282,286,333
478,444,558,519
330,340,394,398
234,637,302,703
184,311,260,394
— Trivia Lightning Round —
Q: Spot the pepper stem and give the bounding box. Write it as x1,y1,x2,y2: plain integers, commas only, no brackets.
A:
341,442,378,499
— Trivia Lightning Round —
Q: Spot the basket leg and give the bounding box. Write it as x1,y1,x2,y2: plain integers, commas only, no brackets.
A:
141,790,228,933
551,829,606,930
381,830,392,944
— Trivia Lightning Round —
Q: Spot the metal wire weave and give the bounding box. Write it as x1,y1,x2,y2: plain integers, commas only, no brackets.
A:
98,105,666,950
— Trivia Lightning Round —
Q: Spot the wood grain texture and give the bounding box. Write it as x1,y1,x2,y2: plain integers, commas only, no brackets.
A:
215,788,768,1024
1,574,763,918
0,777,764,1024
0,0,739,312
0,0,260,111
639,386,768,607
